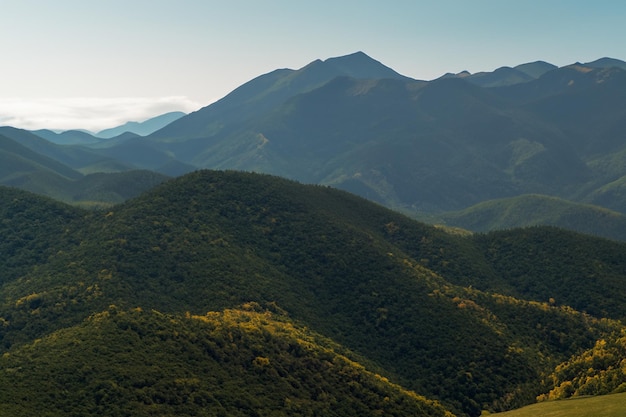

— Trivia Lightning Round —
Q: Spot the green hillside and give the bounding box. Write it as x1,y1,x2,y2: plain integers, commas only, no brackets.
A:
0,131,167,206
0,133,82,185
470,227,626,319
538,329,626,400
2,170,626,416
492,392,626,417
0,307,452,417
440,194,626,241
70,170,169,207
0,186,83,285
0,127,124,172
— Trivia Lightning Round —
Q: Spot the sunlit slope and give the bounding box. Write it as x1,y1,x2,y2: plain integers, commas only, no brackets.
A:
491,392,626,417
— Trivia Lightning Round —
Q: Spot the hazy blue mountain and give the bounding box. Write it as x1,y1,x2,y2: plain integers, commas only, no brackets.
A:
1,126,186,177
323,50,414,80
493,63,626,104
0,126,131,172
140,72,589,211
442,60,556,87
0,132,82,181
70,53,623,223
148,51,417,143
32,129,103,145
6,53,626,239
0,132,88,200
584,57,626,70
513,60,557,78
95,111,187,138
466,66,534,87
518,66,626,155
0,129,167,205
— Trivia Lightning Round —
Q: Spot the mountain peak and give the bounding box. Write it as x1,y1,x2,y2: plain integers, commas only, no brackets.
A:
514,60,557,78
324,50,370,63
322,51,412,81
584,57,626,70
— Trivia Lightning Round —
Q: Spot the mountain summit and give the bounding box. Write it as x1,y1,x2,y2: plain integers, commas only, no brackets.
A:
322,51,413,80
148,51,413,143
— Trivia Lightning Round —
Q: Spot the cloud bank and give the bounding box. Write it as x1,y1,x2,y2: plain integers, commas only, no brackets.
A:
0,96,202,132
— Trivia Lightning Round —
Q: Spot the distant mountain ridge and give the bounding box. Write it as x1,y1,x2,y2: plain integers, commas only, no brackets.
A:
6,52,626,240
441,57,626,87
132,55,626,214
149,51,414,143
440,194,626,241
0,127,167,206
30,111,187,145
32,129,103,146
95,111,187,138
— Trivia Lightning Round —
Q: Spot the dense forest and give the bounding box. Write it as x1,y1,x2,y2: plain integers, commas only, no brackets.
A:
1,170,625,416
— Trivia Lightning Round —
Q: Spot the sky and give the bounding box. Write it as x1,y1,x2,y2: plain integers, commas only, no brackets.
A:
1,0,625,132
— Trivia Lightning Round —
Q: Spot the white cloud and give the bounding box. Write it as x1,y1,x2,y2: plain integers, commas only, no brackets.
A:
0,96,203,132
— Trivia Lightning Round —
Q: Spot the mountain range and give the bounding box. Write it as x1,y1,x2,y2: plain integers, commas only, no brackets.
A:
2,170,626,416
0,126,167,206
1,51,624,240
95,111,186,138
3,50,626,414
31,111,187,145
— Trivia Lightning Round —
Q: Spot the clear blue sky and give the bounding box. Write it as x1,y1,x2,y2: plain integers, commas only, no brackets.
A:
1,0,624,131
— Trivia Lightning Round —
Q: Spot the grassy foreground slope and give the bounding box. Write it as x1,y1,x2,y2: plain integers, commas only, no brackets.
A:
492,392,626,417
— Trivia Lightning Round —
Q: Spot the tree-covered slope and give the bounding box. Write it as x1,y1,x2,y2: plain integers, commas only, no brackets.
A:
440,194,626,241
0,131,167,206
538,329,626,400
0,186,83,285
0,306,452,417
2,170,626,416
0,133,83,185
0,127,121,172
469,226,626,320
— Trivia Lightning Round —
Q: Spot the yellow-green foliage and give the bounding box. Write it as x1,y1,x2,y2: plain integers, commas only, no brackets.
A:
539,329,626,400
0,306,453,417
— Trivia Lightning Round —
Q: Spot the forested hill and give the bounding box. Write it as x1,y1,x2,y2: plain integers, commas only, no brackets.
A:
1,170,626,416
